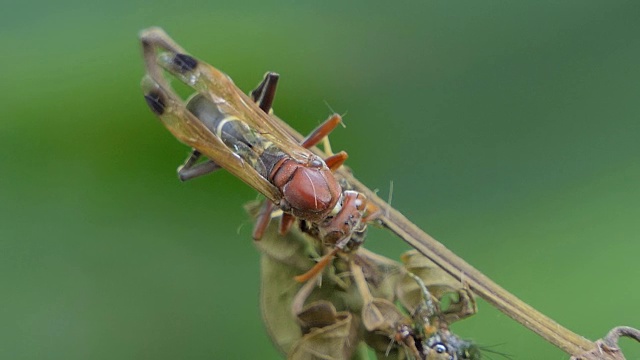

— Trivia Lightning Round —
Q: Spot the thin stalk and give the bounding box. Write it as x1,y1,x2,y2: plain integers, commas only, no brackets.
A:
274,116,597,357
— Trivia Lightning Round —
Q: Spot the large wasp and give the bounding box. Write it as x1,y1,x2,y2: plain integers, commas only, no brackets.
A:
140,28,379,280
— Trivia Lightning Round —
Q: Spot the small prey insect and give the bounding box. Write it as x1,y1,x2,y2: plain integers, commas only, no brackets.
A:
140,28,379,280
400,272,480,360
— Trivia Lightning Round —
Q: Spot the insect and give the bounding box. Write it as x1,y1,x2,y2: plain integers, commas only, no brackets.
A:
140,28,379,280
352,251,482,360
399,272,481,360
250,195,486,359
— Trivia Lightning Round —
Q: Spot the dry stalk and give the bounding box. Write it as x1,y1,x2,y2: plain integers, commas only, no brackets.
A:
273,115,638,359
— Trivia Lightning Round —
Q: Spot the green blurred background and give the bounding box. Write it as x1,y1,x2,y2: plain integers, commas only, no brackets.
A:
2,1,639,359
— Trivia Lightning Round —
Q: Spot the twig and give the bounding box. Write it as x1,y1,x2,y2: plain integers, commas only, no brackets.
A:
273,115,611,357
570,326,640,360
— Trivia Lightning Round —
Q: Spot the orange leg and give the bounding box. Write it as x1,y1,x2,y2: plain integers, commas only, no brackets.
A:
293,247,341,283
301,114,342,148
324,151,348,171
252,201,275,240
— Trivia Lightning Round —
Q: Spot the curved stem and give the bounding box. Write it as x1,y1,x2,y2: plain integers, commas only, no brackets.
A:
603,326,640,348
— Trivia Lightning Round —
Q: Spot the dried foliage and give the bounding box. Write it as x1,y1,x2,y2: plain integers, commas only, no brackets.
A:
249,202,480,360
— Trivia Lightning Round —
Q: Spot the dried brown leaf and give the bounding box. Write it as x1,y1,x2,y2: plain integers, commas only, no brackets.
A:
289,303,359,360
397,250,466,315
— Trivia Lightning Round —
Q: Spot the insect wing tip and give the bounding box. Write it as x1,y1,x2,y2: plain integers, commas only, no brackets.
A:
139,26,166,41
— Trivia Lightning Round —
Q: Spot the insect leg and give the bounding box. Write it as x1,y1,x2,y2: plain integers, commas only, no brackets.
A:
252,200,276,240
177,149,222,181
301,114,343,148
278,213,296,235
293,247,340,283
324,151,348,171
250,72,280,113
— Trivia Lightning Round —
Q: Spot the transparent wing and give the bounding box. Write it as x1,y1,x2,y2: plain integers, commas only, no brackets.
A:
141,27,315,165
141,28,281,203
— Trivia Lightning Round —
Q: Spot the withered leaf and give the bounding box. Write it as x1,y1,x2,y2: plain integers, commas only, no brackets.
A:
255,206,361,356
253,203,478,359
288,303,360,360
361,298,407,333
356,248,403,302
260,252,305,355
297,300,344,334
397,250,466,315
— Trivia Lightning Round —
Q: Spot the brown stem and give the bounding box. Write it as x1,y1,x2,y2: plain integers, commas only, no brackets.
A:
602,326,640,347
570,326,640,360
345,174,595,355
274,115,598,356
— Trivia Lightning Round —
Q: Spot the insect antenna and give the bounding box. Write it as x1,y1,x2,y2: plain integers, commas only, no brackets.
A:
322,100,348,129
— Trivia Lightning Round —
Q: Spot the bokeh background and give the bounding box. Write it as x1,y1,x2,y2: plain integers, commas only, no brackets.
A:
2,1,639,359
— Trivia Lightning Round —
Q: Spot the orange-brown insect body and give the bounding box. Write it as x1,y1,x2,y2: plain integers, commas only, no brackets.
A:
182,91,343,225
140,27,379,281
270,157,341,222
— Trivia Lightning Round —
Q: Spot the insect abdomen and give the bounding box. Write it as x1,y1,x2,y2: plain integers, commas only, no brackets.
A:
186,94,285,178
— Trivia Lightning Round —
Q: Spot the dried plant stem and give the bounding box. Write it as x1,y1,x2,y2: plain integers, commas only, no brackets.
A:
344,174,595,356
274,117,602,357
